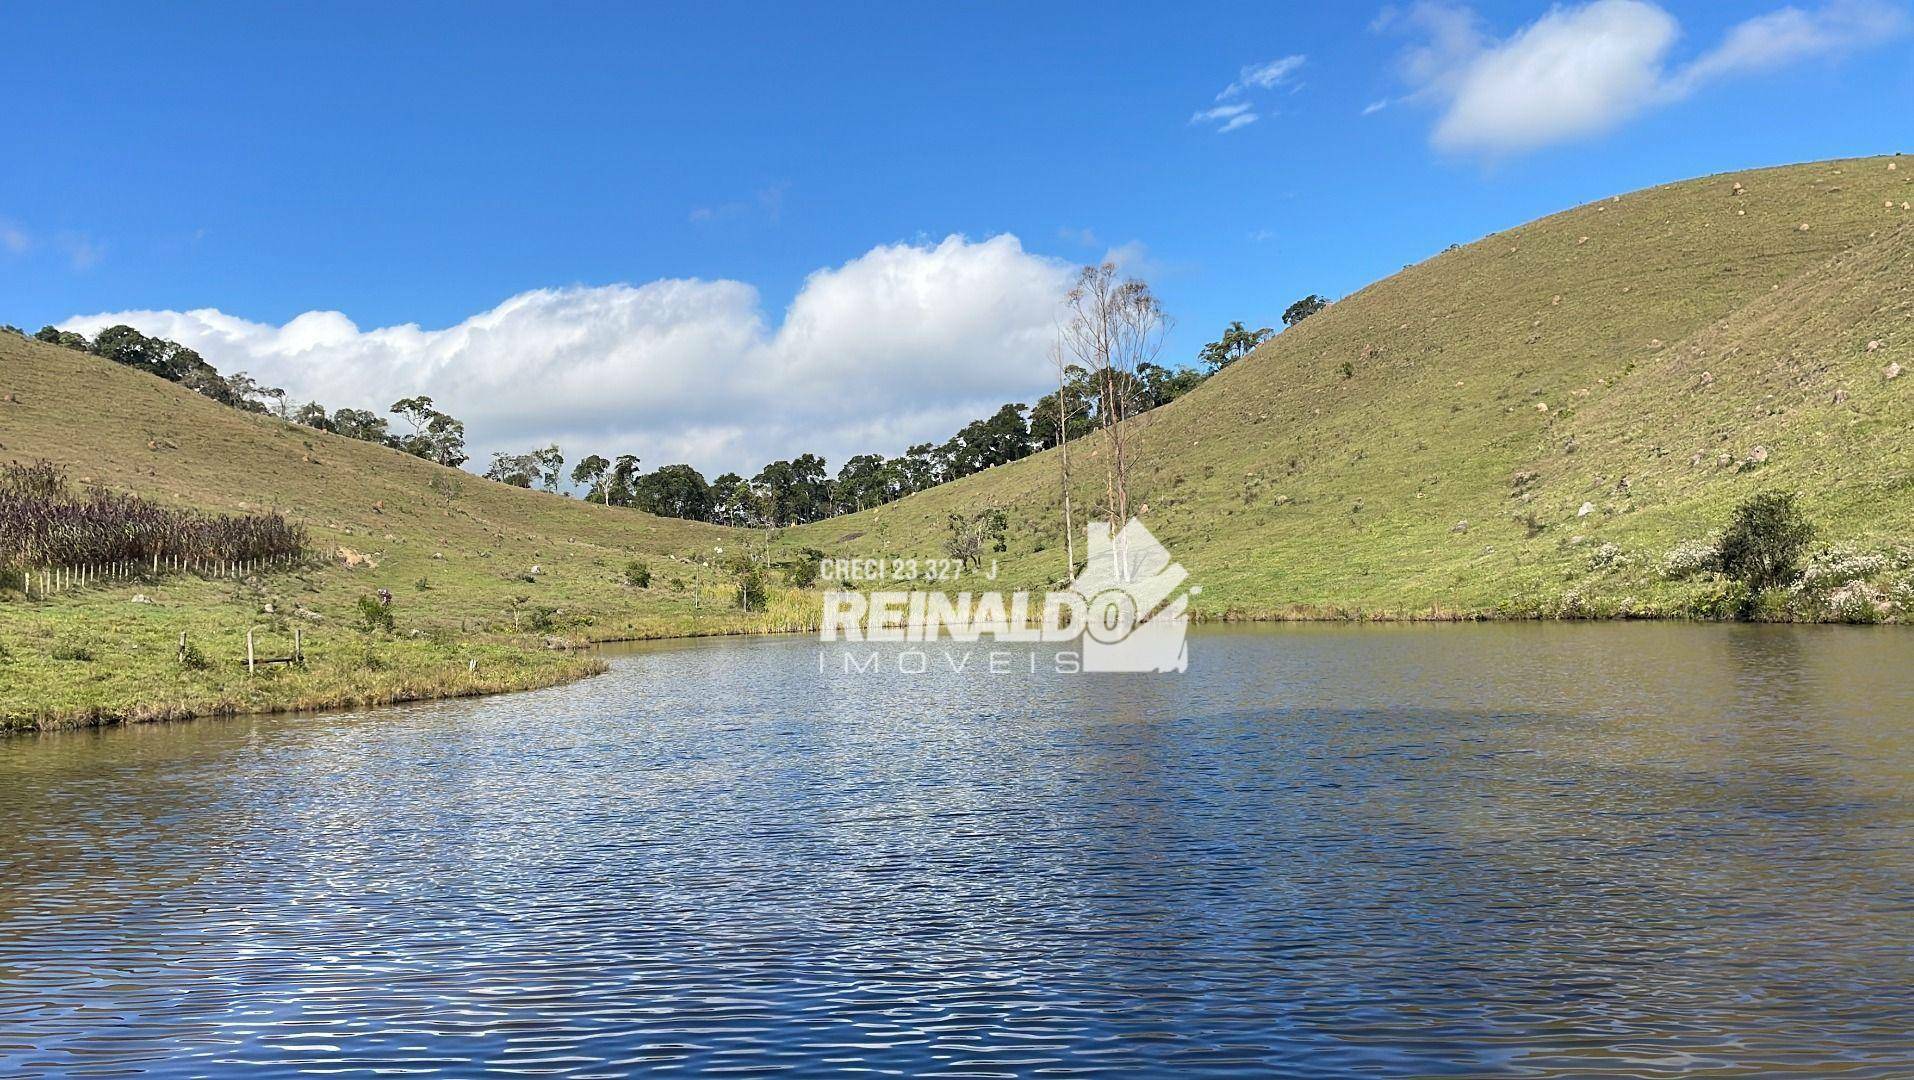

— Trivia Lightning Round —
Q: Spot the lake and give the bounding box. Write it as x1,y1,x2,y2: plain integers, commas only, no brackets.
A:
1,624,1909,1077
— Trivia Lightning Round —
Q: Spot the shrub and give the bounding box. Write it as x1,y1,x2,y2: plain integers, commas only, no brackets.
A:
1718,493,1814,594
50,638,96,662
1685,579,1750,620
178,641,210,670
784,548,825,588
737,568,768,612
1791,545,1889,595
1662,537,1719,580
1748,587,1793,622
354,595,396,634
517,604,561,632
1587,542,1628,571
624,559,652,588
1827,582,1886,624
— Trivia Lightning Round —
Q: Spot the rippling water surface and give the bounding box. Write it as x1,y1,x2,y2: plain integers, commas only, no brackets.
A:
2,623,1910,1077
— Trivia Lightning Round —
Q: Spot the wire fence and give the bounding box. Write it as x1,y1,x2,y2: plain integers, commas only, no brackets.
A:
3,552,304,599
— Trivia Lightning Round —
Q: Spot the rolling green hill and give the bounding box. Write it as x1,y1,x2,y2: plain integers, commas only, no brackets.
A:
791,155,1913,619
0,334,811,728
4,155,1911,728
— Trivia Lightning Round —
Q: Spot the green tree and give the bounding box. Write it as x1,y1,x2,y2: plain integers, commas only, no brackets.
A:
389,396,469,468
1198,320,1273,371
1281,294,1330,327
34,325,91,350
754,454,830,525
221,371,285,414
484,451,539,488
293,402,335,431
1031,365,1097,449
485,444,565,491
895,442,945,493
834,453,900,512
708,472,756,526
952,403,1034,471
631,464,713,520
1136,361,1204,407
331,408,393,445
609,454,642,506
1718,492,1815,595
572,454,611,502
945,508,1009,570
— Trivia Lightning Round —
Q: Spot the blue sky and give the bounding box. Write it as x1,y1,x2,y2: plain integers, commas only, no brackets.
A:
5,1,1910,473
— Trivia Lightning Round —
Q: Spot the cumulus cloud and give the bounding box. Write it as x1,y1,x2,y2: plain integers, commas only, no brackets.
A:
1378,0,1909,155
1192,54,1306,132
61,235,1076,477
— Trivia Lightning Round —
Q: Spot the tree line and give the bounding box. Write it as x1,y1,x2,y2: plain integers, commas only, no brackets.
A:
8,323,472,468
478,295,1328,528
8,286,1330,529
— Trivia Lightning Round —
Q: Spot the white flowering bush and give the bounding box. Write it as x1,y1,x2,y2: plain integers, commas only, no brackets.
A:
1662,537,1718,580
1588,542,1629,571
1791,545,1890,595
1826,581,1889,623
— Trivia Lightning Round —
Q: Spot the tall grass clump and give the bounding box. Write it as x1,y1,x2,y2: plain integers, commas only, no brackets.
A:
0,461,306,574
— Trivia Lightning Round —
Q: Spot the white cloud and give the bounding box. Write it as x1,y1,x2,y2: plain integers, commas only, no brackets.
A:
1671,0,1908,91
61,235,105,270
0,221,106,267
688,181,789,226
61,235,1077,477
1098,240,1164,279
1193,54,1306,132
1220,55,1308,98
1379,0,1909,155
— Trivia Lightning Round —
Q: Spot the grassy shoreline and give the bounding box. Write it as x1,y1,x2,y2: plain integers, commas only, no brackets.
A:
8,587,1904,735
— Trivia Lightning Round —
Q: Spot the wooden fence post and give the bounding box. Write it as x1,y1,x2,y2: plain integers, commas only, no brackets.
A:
247,629,255,675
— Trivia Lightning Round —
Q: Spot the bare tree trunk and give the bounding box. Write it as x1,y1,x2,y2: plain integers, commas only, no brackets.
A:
1054,343,1076,581
1060,263,1169,585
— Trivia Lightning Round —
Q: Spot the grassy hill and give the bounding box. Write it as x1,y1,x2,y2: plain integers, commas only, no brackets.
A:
5,155,1911,728
791,155,1914,619
0,336,812,728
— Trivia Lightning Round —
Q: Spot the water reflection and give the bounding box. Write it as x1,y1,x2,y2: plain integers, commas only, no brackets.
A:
0,623,1908,1077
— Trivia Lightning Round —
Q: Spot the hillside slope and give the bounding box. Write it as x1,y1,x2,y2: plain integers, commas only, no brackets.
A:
793,156,1914,619
0,337,791,727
